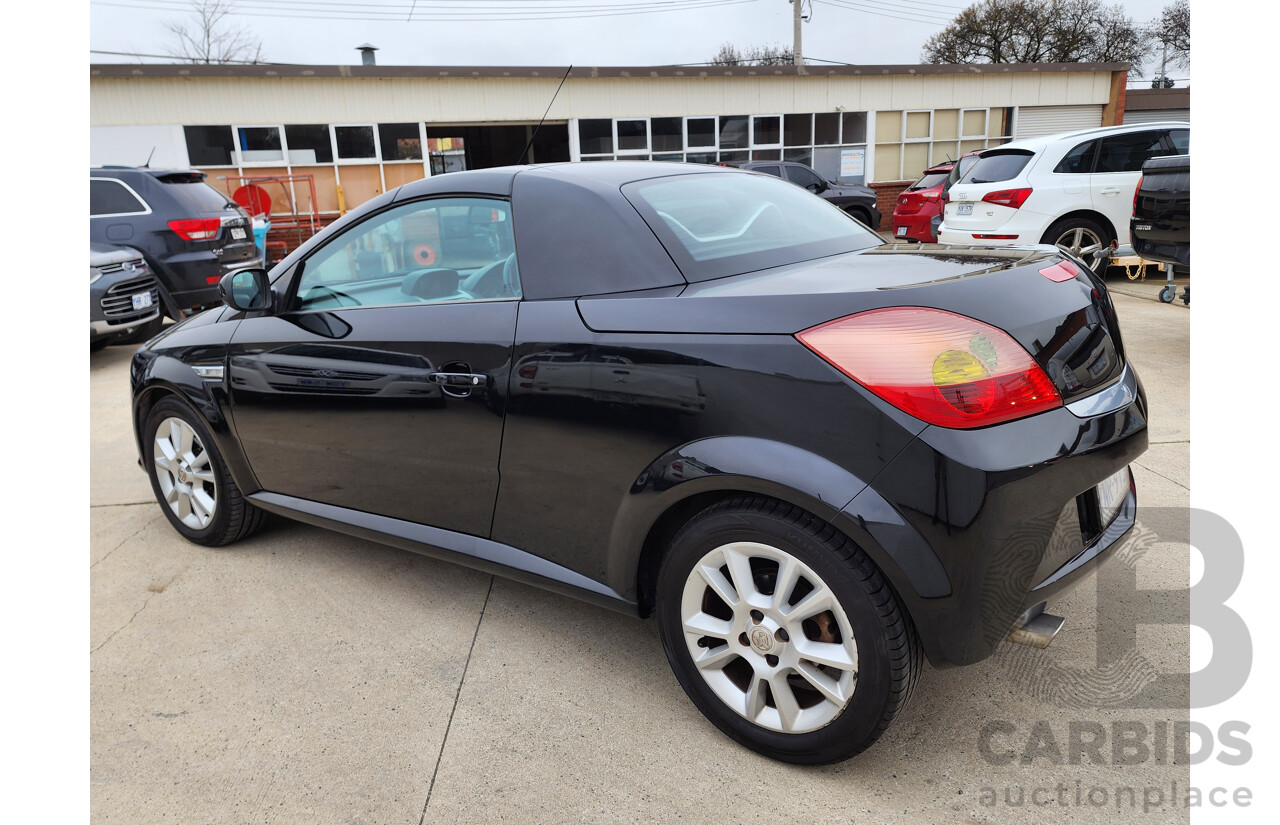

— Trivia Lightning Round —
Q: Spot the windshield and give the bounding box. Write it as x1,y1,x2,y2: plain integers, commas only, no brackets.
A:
623,172,880,282
946,154,980,189
158,176,239,214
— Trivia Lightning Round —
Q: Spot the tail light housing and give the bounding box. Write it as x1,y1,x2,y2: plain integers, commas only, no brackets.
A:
796,307,1062,428
1131,175,1143,244
168,218,221,241
981,187,1033,209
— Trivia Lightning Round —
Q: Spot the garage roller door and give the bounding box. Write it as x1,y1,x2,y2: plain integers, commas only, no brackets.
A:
1014,105,1104,139
1124,109,1190,125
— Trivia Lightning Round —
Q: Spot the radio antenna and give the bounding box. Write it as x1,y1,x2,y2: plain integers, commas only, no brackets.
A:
518,64,573,166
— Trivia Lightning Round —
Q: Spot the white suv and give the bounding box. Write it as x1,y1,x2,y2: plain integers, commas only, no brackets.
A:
937,122,1190,270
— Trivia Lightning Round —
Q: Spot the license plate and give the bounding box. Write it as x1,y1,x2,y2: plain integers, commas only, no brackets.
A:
131,292,153,311
895,226,908,236
957,203,973,216
1097,467,1130,526
231,227,247,240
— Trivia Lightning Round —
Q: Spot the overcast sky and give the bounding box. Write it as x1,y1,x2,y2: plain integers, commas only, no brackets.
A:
87,0,1184,81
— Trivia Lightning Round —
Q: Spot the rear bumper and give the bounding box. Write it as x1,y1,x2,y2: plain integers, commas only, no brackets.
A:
892,211,938,242
834,364,1148,667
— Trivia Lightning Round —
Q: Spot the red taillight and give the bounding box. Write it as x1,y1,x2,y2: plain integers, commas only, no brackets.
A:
1131,175,1143,245
972,234,1020,240
796,307,1062,429
168,218,221,241
981,187,1033,209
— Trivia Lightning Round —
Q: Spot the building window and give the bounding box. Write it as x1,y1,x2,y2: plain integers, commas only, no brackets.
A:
184,125,236,166
616,119,649,153
686,118,716,149
875,108,1010,181
236,126,283,163
379,123,423,161
284,124,334,164
573,112,869,182
651,118,683,152
335,125,377,161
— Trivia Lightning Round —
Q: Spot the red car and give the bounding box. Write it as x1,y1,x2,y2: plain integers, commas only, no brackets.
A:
892,162,953,242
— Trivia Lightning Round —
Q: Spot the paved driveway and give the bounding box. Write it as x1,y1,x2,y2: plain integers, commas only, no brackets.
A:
91,290,1190,824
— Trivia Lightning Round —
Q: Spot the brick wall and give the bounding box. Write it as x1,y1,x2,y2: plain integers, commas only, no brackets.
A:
870,182,913,232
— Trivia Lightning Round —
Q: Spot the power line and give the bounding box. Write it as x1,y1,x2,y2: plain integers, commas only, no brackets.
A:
813,0,953,26
90,0,760,20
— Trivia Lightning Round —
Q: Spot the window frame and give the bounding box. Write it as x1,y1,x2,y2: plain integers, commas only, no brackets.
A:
287,194,522,313
330,123,381,165
377,122,428,164
90,177,153,218
232,124,287,167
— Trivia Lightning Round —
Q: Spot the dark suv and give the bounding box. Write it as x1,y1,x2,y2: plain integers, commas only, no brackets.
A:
90,168,262,323
734,161,881,230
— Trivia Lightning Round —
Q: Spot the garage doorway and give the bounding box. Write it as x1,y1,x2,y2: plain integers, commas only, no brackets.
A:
426,124,570,173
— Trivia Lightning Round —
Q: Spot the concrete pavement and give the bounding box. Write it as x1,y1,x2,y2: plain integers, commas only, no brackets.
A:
91,289,1191,824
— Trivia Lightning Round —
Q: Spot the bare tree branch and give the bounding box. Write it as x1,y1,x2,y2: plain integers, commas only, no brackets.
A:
164,0,264,65
1150,0,1190,68
922,0,1149,74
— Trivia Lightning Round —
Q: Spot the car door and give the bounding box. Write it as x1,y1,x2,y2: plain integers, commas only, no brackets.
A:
226,195,520,537
784,163,826,193
1089,129,1167,238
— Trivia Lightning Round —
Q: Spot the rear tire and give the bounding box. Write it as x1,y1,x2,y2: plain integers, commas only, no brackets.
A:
1041,217,1112,273
655,495,921,764
143,396,265,547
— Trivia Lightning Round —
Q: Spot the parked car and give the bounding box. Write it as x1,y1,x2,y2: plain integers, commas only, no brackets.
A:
90,167,263,334
731,160,882,229
891,161,953,242
938,122,1190,271
1130,154,1190,304
933,150,983,241
132,162,1145,764
90,243,161,351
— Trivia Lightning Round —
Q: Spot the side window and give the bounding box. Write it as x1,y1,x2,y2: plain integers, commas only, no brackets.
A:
1095,131,1165,173
786,164,824,190
754,165,783,178
90,179,148,216
1054,140,1097,174
1166,129,1190,155
294,197,520,311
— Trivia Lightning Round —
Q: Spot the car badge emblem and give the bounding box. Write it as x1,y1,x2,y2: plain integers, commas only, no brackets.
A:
123,261,136,273
314,369,338,378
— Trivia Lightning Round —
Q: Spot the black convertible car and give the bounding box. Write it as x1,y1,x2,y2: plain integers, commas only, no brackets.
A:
131,161,1146,764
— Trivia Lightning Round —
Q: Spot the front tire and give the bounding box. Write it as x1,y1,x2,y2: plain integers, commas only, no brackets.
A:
143,396,265,546
655,496,921,764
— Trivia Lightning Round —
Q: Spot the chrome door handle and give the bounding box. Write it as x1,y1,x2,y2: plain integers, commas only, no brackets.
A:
430,372,488,387
1100,187,1123,195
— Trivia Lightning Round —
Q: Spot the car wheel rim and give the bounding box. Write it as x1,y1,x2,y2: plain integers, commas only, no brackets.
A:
680,541,859,734
1054,226,1104,262
153,417,217,530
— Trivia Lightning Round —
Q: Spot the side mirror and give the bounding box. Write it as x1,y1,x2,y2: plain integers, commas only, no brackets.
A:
807,181,827,194
220,268,272,312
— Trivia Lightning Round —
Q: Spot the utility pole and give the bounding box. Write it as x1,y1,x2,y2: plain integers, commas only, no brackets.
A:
792,0,803,66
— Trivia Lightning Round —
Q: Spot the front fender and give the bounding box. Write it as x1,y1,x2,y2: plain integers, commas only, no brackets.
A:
131,351,261,496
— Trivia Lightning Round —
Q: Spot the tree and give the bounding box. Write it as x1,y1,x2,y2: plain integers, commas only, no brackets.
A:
710,42,797,66
1150,0,1190,68
922,0,1149,72
165,0,264,64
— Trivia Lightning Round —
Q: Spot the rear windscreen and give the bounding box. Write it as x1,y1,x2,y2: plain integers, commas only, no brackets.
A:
623,172,879,281
907,172,949,191
157,176,237,213
961,152,1033,184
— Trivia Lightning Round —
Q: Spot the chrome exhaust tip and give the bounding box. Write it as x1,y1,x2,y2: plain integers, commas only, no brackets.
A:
1006,603,1065,649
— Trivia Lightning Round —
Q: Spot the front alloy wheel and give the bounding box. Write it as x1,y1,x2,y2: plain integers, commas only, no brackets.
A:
153,416,218,530
143,396,265,546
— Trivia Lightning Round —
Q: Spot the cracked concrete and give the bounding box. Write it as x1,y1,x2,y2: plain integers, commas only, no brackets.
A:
91,291,1191,824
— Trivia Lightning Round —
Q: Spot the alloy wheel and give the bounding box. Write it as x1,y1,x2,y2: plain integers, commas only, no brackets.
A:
679,541,860,733
152,416,218,530
1053,225,1105,262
